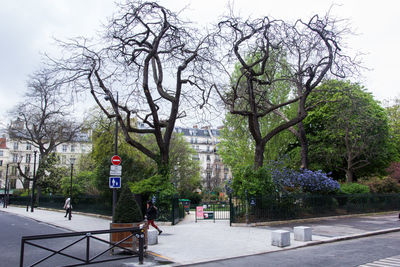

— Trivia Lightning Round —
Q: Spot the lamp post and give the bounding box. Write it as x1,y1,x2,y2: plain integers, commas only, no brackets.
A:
69,158,75,221
3,163,9,208
105,91,118,222
30,151,37,212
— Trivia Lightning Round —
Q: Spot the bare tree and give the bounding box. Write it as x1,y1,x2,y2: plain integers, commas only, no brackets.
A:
8,70,82,187
51,1,213,175
213,13,358,168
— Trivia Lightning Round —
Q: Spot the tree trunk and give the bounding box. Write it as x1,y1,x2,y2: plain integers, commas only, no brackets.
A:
254,141,265,169
298,121,309,169
345,169,354,183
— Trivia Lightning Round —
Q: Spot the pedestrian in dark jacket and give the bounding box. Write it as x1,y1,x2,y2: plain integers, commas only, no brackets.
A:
146,200,162,235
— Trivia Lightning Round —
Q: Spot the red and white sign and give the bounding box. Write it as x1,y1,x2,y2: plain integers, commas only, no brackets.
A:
111,155,121,165
196,206,204,219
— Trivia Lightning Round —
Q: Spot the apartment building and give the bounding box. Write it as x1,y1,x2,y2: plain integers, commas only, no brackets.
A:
0,132,92,191
174,126,232,192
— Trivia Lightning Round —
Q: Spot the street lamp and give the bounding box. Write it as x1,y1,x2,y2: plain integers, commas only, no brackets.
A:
30,151,37,212
69,158,75,221
3,163,9,208
105,91,118,222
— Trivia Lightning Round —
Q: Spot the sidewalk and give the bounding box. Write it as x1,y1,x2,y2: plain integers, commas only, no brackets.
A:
2,206,400,266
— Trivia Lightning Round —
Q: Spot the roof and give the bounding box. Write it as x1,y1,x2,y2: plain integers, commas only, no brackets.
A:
174,127,220,137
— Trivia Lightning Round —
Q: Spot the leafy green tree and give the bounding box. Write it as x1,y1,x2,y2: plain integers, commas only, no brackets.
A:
305,80,393,182
213,13,357,169
36,153,69,194
385,97,400,158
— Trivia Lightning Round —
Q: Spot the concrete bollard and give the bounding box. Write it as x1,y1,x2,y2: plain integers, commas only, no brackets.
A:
293,226,312,241
271,230,290,247
148,229,158,245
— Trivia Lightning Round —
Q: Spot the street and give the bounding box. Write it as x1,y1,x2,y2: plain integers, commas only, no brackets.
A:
0,211,150,266
186,231,400,267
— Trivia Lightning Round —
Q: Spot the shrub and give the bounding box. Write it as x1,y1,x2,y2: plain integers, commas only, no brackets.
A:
386,162,400,183
340,183,370,194
361,176,400,193
270,164,340,194
231,165,276,198
114,186,143,223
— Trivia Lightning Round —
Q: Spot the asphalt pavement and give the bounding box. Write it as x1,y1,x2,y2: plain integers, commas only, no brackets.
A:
1,205,400,266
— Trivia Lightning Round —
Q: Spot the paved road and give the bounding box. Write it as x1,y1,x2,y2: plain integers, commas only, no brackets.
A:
185,231,400,267
0,211,151,267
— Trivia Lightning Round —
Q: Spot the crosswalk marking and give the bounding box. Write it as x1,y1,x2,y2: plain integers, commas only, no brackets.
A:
359,255,400,267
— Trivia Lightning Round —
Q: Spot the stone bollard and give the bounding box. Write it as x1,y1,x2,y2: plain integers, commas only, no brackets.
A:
271,230,290,247
293,226,312,241
148,229,158,245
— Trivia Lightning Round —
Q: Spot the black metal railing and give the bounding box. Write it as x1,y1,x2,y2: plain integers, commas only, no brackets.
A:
230,193,400,224
195,202,230,223
20,227,145,267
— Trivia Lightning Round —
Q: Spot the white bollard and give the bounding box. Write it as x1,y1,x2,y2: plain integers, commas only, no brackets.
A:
148,229,158,245
271,230,290,247
294,226,312,241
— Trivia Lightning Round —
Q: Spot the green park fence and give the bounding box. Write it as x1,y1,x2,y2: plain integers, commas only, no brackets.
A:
8,194,184,224
230,193,400,224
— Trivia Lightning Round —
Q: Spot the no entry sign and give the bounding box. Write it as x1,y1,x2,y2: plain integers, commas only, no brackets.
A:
111,155,121,165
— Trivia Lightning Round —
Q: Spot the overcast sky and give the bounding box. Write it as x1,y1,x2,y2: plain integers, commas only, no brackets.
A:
1,0,399,127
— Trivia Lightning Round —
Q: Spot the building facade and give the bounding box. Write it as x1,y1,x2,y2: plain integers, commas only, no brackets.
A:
0,132,92,191
174,126,232,192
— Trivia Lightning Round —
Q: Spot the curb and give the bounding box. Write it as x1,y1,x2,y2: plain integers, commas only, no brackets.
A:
175,227,400,267
231,210,399,227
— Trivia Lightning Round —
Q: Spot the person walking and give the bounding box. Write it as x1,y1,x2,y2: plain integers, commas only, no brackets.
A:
63,197,72,218
146,200,162,235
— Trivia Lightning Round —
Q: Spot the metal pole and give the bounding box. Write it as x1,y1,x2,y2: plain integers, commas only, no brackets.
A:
245,189,249,225
69,163,73,220
112,92,118,223
31,151,37,212
3,164,9,208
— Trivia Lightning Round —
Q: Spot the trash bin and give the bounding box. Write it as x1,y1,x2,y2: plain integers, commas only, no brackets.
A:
179,199,191,214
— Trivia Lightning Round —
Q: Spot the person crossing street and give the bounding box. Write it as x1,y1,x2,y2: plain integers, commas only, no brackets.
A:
146,200,162,235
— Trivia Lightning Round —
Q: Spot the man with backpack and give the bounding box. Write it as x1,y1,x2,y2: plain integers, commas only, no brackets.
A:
146,200,162,235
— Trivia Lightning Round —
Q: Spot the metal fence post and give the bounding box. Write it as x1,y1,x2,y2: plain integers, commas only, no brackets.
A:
138,230,144,264
19,238,25,267
229,194,232,226
245,190,249,224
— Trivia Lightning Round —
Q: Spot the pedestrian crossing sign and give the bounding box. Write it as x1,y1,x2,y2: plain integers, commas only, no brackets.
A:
109,177,121,188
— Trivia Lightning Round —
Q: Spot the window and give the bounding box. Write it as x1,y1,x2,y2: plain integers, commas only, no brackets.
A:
10,179,16,189
26,154,31,163
12,154,18,163
190,138,194,144
224,173,228,180
207,163,211,169
0,170,2,178
24,166,30,176
207,146,210,152
11,166,17,175
26,143,32,150
0,150,3,156
206,155,210,161
215,155,220,161
71,145,75,152
62,145,67,152
13,142,18,150
61,155,66,164
195,138,198,144
0,160,2,166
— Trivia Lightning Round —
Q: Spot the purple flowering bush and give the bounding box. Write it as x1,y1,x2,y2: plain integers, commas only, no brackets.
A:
269,164,340,194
